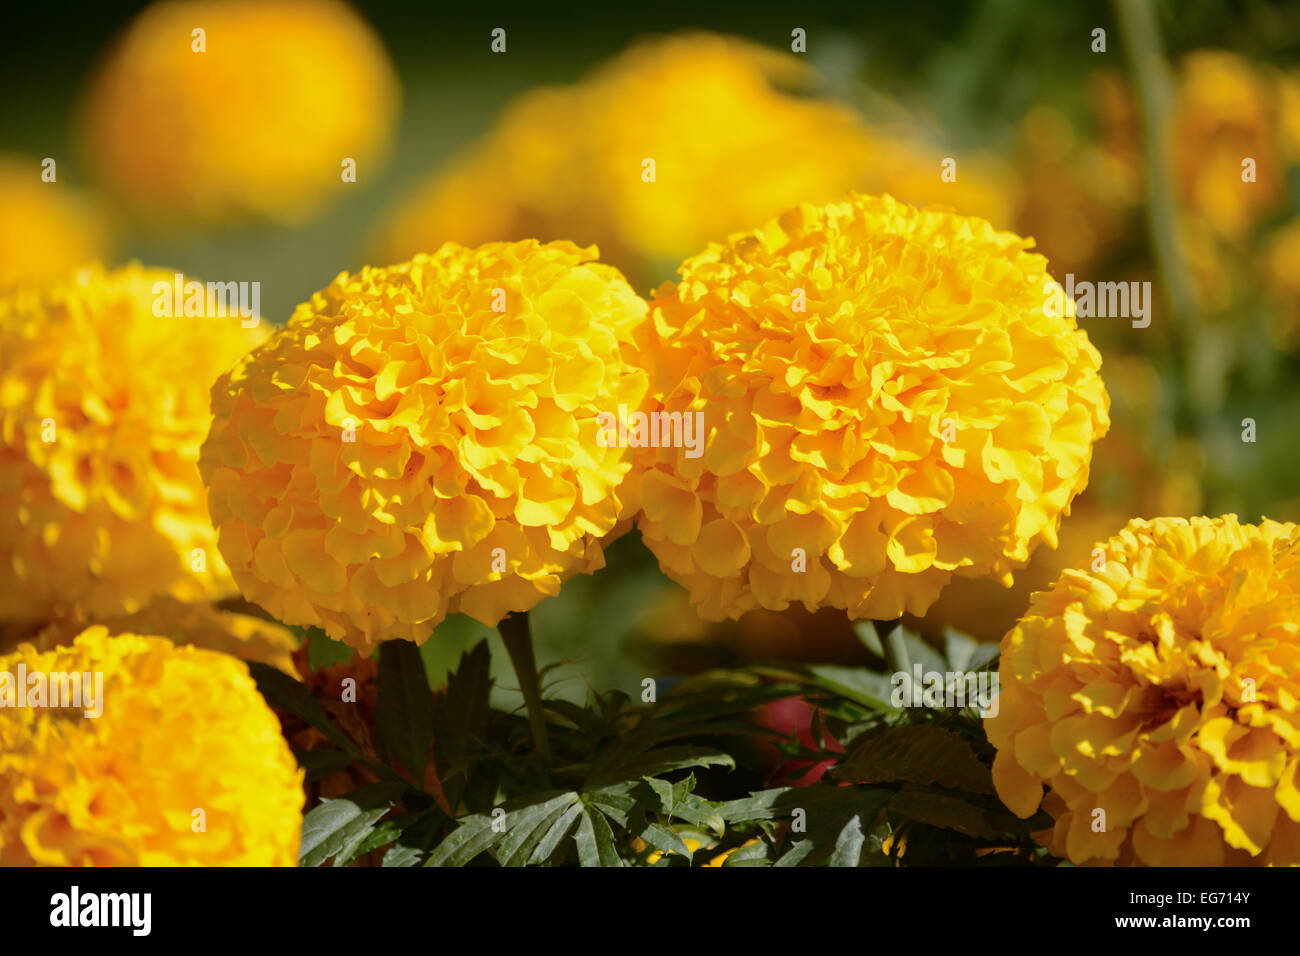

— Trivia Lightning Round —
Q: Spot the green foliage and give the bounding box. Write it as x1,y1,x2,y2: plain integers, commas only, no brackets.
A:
261,619,1058,867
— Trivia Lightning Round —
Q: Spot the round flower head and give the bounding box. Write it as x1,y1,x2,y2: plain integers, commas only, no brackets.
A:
987,516,1300,866
80,0,397,224
200,241,649,653
635,193,1110,621
0,154,108,288
0,264,268,623
0,627,303,865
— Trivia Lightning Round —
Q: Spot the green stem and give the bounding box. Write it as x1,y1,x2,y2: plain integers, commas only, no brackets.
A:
877,618,909,675
499,611,551,762
1113,0,1217,412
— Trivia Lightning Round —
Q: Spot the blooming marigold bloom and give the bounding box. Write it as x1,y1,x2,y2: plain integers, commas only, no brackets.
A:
986,515,1300,866
0,627,303,865
0,264,268,624
80,0,398,224
29,596,300,677
0,154,108,288
200,241,649,653
635,193,1109,621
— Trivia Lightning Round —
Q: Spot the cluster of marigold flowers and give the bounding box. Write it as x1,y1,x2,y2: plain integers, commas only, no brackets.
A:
2,3,1298,869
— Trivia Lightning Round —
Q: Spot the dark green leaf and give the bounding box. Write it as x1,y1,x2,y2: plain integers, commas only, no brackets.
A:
249,662,359,756
376,639,435,782
433,640,492,807
292,748,358,783
833,723,996,793
886,788,1002,839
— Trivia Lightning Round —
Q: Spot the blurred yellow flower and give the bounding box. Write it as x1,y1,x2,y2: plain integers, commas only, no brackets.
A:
987,515,1300,866
79,0,398,224
1174,51,1287,244
0,154,108,288
0,627,303,865
1013,95,1140,277
373,33,1014,286
30,596,300,677
0,264,267,624
0,151,107,287
200,241,649,653
635,193,1110,622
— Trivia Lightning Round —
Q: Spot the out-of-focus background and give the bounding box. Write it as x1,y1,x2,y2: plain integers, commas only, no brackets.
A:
4,0,1298,706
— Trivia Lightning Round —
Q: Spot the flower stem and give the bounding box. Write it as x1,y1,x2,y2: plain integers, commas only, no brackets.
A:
498,611,551,762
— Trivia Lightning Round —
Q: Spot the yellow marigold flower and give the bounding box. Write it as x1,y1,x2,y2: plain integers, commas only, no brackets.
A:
0,627,303,865
200,241,649,653
374,33,885,284
635,193,1109,622
987,515,1300,867
79,0,398,224
0,263,268,623
0,154,109,288
29,596,300,677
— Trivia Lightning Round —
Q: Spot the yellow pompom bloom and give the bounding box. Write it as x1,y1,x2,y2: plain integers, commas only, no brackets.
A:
635,193,1109,622
0,154,109,288
200,241,649,653
80,0,397,224
29,596,301,677
0,264,268,623
0,627,303,865
375,34,879,283
987,515,1300,867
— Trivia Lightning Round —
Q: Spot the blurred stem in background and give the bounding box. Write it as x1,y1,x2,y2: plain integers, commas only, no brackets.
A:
499,611,552,762
1113,0,1223,421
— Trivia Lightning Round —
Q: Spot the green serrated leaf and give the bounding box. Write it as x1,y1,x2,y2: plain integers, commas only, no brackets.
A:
249,662,360,756
496,794,580,867
530,801,585,865
639,823,693,860
806,665,898,711
299,783,404,867
721,839,770,867
381,809,446,867
887,788,1001,839
590,745,734,786
770,786,893,867
830,815,865,867
376,639,435,783
832,723,996,793
716,788,796,823
433,640,492,808
575,807,622,867
427,790,574,868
